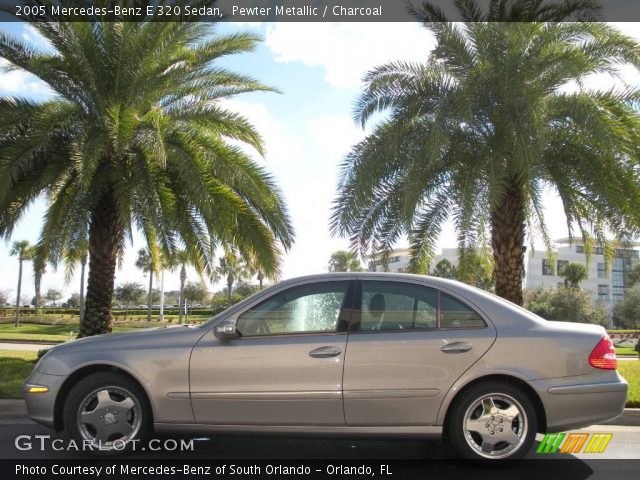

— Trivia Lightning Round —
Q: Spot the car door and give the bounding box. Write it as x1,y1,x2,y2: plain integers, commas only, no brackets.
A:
343,279,497,426
189,279,355,425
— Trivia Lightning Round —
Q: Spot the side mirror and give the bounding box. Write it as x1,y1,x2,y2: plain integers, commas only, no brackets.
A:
214,320,240,341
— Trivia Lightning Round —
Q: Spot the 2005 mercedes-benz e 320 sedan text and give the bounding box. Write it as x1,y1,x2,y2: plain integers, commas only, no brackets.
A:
24,273,627,461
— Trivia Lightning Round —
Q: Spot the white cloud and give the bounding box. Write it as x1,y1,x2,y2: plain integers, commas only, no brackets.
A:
21,24,48,46
0,58,49,95
220,98,304,168
307,115,364,159
265,22,435,88
217,101,360,277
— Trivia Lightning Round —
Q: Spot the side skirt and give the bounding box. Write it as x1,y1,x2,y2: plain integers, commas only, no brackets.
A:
153,423,443,437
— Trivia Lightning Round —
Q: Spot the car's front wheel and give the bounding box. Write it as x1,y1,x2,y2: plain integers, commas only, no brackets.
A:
63,372,151,455
446,381,538,461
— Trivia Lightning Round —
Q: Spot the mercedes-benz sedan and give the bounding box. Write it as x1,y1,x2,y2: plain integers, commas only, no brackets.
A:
24,273,627,461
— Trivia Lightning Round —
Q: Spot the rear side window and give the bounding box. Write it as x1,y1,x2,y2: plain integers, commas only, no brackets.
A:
356,281,486,331
360,281,437,331
440,293,486,328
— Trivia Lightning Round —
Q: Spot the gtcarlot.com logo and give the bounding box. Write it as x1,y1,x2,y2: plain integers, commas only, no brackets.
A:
537,432,613,454
14,435,195,452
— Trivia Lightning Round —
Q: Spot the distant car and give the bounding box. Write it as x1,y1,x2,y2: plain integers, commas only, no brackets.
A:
137,305,148,309
23,273,627,460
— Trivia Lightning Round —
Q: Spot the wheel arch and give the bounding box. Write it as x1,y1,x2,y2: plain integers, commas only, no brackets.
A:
441,374,547,435
53,363,153,432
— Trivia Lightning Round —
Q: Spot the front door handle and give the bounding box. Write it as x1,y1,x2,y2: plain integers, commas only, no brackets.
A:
441,342,473,354
309,346,342,358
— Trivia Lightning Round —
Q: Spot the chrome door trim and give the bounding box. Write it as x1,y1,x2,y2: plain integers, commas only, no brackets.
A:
189,391,342,400
343,388,441,399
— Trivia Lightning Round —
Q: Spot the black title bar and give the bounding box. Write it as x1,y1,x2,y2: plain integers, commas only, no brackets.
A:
1,0,640,22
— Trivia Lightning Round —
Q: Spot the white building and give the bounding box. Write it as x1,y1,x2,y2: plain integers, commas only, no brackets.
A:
367,238,640,314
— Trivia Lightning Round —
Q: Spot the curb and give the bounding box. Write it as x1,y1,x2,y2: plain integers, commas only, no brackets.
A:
603,408,640,427
0,339,63,345
1,399,639,427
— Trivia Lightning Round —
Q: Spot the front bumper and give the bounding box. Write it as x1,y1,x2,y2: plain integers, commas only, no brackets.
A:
23,371,67,429
532,373,628,432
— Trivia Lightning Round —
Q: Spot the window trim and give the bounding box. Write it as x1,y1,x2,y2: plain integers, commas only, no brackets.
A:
349,279,487,334
232,280,357,339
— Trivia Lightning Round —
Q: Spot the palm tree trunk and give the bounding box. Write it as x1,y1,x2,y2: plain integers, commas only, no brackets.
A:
79,257,86,323
147,270,153,322
14,257,22,327
227,275,233,307
80,189,122,337
179,265,186,325
159,270,164,322
491,179,526,306
34,274,41,316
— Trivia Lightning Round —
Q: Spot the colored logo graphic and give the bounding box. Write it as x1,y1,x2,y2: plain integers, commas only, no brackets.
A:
536,432,613,454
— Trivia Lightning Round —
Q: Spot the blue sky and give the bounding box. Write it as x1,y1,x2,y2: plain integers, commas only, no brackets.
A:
1,21,639,303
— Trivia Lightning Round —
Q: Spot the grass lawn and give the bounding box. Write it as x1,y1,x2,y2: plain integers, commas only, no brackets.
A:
0,324,141,342
0,350,37,399
615,346,638,356
618,361,640,408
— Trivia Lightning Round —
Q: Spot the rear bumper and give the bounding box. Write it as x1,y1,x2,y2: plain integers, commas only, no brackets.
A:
23,371,66,429
532,373,628,432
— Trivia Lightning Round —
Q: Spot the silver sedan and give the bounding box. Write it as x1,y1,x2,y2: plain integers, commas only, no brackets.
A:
24,273,627,461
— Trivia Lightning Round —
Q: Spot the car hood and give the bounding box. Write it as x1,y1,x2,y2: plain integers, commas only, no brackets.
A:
55,324,203,350
36,325,207,375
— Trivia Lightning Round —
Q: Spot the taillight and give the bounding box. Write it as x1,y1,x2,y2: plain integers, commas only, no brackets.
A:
588,335,617,370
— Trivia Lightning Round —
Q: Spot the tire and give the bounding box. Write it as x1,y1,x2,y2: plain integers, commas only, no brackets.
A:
63,372,151,455
445,381,538,462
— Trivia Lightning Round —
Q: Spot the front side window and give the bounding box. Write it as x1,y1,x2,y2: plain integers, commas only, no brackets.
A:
236,281,351,337
360,281,437,331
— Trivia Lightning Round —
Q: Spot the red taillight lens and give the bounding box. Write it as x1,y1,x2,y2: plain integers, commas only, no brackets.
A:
588,335,617,370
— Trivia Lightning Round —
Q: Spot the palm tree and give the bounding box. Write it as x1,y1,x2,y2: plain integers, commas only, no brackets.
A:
135,248,156,322
216,252,249,307
561,262,589,289
246,250,280,290
328,250,363,272
332,17,640,306
9,240,30,326
26,244,47,316
168,248,203,325
156,250,175,322
63,238,89,322
0,18,294,336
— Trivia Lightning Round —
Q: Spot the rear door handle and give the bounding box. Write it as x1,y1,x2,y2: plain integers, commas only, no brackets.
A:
441,342,473,354
309,346,342,358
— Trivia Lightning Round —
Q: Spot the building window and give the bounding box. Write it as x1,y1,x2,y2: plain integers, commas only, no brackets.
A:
576,245,584,254
598,285,610,302
597,263,607,279
542,259,554,276
557,260,568,275
615,249,639,259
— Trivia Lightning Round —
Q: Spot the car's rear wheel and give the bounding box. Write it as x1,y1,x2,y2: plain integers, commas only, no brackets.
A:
63,372,150,455
446,381,538,461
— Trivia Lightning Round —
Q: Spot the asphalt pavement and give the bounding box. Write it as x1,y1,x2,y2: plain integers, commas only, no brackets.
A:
0,419,639,460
